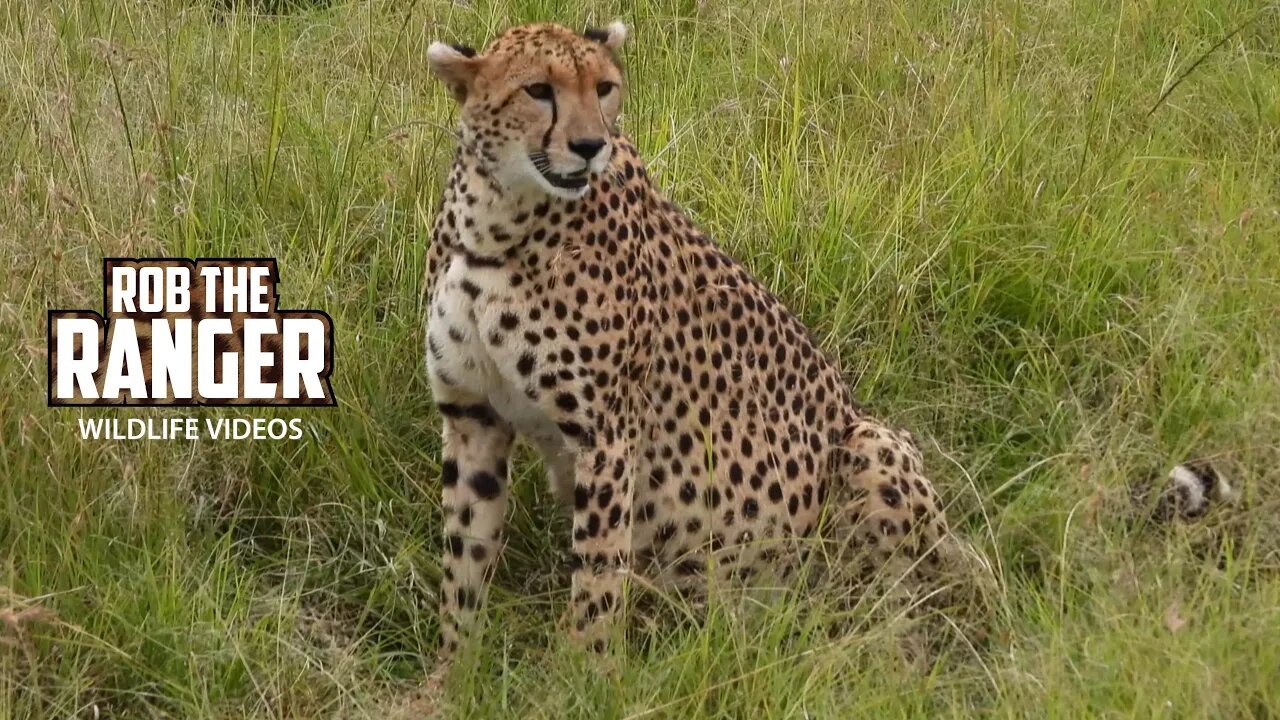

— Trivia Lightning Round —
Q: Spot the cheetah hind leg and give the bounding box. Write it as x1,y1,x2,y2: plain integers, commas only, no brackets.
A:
823,420,998,644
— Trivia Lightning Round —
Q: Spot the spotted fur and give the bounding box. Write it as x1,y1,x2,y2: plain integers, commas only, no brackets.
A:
424,22,975,658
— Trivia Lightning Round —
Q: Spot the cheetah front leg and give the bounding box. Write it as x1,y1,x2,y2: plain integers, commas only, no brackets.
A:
567,440,634,652
436,397,515,659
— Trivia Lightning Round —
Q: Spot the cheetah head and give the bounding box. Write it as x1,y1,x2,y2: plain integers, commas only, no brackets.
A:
427,21,627,200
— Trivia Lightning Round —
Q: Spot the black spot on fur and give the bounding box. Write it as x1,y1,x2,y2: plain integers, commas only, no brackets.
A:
470,472,501,500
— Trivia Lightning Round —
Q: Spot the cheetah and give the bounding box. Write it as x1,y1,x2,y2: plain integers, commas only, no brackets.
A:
423,21,976,659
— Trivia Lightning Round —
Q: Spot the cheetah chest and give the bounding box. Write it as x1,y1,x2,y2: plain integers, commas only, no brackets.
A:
425,255,560,445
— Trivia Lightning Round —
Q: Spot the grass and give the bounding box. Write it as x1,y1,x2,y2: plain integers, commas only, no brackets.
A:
2,0,1278,716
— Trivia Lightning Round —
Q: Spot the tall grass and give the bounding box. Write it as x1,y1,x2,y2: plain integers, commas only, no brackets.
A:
1,0,1277,717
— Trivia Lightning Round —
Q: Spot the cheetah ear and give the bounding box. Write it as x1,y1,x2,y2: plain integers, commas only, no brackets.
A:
584,20,627,51
427,41,481,103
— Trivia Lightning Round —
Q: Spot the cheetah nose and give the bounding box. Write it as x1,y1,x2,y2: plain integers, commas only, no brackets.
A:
568,137,607,161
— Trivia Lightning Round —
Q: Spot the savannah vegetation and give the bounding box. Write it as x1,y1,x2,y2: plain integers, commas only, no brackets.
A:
1,0,1278,716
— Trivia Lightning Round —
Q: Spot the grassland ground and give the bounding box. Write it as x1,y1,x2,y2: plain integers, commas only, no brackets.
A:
1,0,1278,717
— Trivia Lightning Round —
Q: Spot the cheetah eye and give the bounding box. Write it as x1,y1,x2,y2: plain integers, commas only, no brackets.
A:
596,81,616,97
524,83,554,101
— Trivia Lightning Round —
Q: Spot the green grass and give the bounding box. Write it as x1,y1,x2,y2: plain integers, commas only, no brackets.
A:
2,0,1279,716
